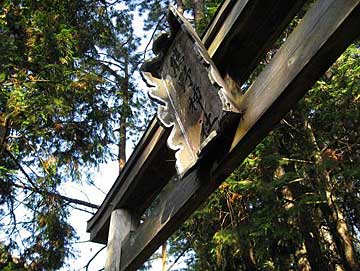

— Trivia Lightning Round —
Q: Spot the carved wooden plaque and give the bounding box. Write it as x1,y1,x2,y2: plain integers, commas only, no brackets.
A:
142,6,239,175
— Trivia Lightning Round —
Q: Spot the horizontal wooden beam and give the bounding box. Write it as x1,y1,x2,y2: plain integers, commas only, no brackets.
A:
206,0,307,88
201,0,237,48
120,0,360,269
87,0,306,244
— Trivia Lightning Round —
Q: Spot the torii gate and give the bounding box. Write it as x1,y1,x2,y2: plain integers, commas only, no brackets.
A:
86,0,360,270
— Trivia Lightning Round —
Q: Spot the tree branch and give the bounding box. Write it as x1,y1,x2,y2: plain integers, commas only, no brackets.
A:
0,116,10,154
166,243,191,271
4,149,99,209
96,58,124,71
98,62,124,83
143,13,167,63
82,245,107,271
10,181,100,209
5,149,39,189
69,204,96,215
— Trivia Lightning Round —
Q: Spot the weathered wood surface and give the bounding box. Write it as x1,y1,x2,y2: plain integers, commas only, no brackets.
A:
105,210,138,271
205,0,307,89
87,0,307,245
145,6,240,175
119,0,360,270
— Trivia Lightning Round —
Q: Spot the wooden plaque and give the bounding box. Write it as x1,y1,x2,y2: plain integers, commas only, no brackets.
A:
142,6,239,175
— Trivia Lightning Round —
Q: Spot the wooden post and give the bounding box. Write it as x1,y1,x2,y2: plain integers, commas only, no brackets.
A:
105,209,138,271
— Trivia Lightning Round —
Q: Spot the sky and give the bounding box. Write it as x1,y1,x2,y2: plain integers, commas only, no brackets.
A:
60,161,118,271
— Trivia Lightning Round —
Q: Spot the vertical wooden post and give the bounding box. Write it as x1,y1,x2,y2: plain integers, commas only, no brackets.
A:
105,209,138,271
162,241,167,271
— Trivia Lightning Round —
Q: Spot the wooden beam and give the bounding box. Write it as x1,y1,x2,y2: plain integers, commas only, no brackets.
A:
206,0,307,88
201,0,237,48
119,0,360,269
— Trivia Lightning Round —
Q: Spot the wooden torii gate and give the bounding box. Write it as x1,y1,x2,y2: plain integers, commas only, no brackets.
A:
87,0,360,270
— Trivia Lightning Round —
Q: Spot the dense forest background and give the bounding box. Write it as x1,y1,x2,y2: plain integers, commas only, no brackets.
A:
0,0,359,270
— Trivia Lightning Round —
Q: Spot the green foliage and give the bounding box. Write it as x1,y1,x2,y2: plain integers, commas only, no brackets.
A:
195,0,223,33
0,0,149,269
130,0,222,34
24,202,75,270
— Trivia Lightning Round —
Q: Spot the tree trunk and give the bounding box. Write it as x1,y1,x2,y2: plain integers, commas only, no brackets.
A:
241,241,257,271
0,113,9,155
277,164,330,271
295,243,311,271
322,171,359,271
297,204,331,271
192,0,204,30
119,56,129,171
319,223,345,271
303,117,359,270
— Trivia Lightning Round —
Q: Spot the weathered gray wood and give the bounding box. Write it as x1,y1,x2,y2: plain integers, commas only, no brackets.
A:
206,0,250,58
207,0,307,89
119,0,360,269
145,6,240,176
201,0,236,47
105,209,138,271
87,0,307,245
